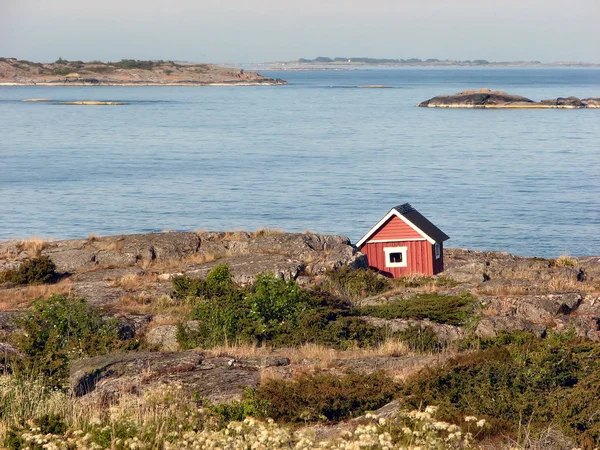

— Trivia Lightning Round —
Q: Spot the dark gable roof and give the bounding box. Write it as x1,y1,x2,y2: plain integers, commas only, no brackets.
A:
393,203,450,242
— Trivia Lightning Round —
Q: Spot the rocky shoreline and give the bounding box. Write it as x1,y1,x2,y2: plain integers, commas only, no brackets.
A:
1,230,599,344
418,88,600,108
1,81,285,86
0,58,286,86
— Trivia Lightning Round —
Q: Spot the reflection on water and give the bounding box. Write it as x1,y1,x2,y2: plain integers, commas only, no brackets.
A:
1,67,599,257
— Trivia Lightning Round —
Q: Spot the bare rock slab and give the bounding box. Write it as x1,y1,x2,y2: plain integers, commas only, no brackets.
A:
418,89,600,109
70,350,287,403
43,232,200,272
145,325,180,351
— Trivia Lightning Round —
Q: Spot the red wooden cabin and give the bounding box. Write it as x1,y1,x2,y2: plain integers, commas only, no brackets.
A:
356,203,449,277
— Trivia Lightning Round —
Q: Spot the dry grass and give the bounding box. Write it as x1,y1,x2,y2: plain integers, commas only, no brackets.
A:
264,341,446,382
85,236,124,252
0,241,21,260
207,342,268,359
0,374,196,447
109,273,158,291
259,366,287,383
105,240,124,252
475,272,598,296
475,284,531,296
147,314,182,327
221,231,248,241
186,252,218,264
206,340,411,366
18,237,48,257
115,292,156,308
551,254,576,267
0,279,72,310
140,253,220,273
112,293,193,319
252,228,285,238
546,274,586,292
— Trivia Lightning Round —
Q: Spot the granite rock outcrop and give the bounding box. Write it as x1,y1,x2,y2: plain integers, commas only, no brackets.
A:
418,89,600,109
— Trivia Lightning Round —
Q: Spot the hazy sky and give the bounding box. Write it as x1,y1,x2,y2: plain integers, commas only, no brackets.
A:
1,0,599,63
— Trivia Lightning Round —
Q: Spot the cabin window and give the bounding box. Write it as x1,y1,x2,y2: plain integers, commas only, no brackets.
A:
384,246,407,268
435,243,441,259
390,252,403,263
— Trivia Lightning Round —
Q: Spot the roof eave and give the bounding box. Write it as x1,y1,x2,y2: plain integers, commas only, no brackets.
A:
356,208,446,247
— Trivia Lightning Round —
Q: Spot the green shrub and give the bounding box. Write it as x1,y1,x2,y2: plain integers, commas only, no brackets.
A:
357,293,477,326
208,372,398,424
175,265,254,348
202,389,272,428
401,337,600,445
3,428,25,450
89,64,114,73
321,267,390,301
172,263,235,300
36,414,66,435
398,324,441,352
290,313,387,349
550,255,576,267
249,372,398,423
13,295,125,386
0,256,59,285
247,274,305,331
457,329,538,351
174,266,388,350
178,293,255,349
52,67,72,76
113,59,155,70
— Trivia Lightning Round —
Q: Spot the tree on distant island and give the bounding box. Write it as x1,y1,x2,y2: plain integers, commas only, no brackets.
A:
296,57,501,65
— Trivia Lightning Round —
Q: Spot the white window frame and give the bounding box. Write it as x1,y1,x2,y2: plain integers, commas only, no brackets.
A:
435,243,441,259
384,246,407,268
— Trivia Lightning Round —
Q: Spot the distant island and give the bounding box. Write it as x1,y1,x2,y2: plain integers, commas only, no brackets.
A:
418,89,600,109
0,58,286,86
270,56,600,68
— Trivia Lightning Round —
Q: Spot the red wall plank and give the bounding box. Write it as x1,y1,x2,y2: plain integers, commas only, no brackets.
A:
361,240,434,277
367,216,422,242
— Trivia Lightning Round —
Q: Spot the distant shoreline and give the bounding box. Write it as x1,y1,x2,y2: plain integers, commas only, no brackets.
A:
245,62,600,71
0,81,284,87
0,58,286,87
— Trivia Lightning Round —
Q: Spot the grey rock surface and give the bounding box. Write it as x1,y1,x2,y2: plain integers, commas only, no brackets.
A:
0,342,22,357
418,89,534,108
115,314,153,340
582,98,600,108
361,316,466,343
540,96,584,108
145,325,180,351
43,232,200,272
70,350,282,403
182,254,305,284
418,89,600,109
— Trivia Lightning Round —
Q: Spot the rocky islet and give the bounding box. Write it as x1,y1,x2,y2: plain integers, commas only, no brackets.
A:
418,88,600,108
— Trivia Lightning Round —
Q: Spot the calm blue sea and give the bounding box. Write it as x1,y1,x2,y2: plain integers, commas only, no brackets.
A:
1,67,599,257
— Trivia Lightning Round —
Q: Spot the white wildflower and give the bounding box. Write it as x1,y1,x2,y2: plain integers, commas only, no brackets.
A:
424,405,438,415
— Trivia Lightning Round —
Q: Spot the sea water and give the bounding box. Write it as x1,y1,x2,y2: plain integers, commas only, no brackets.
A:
1,67,599,257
